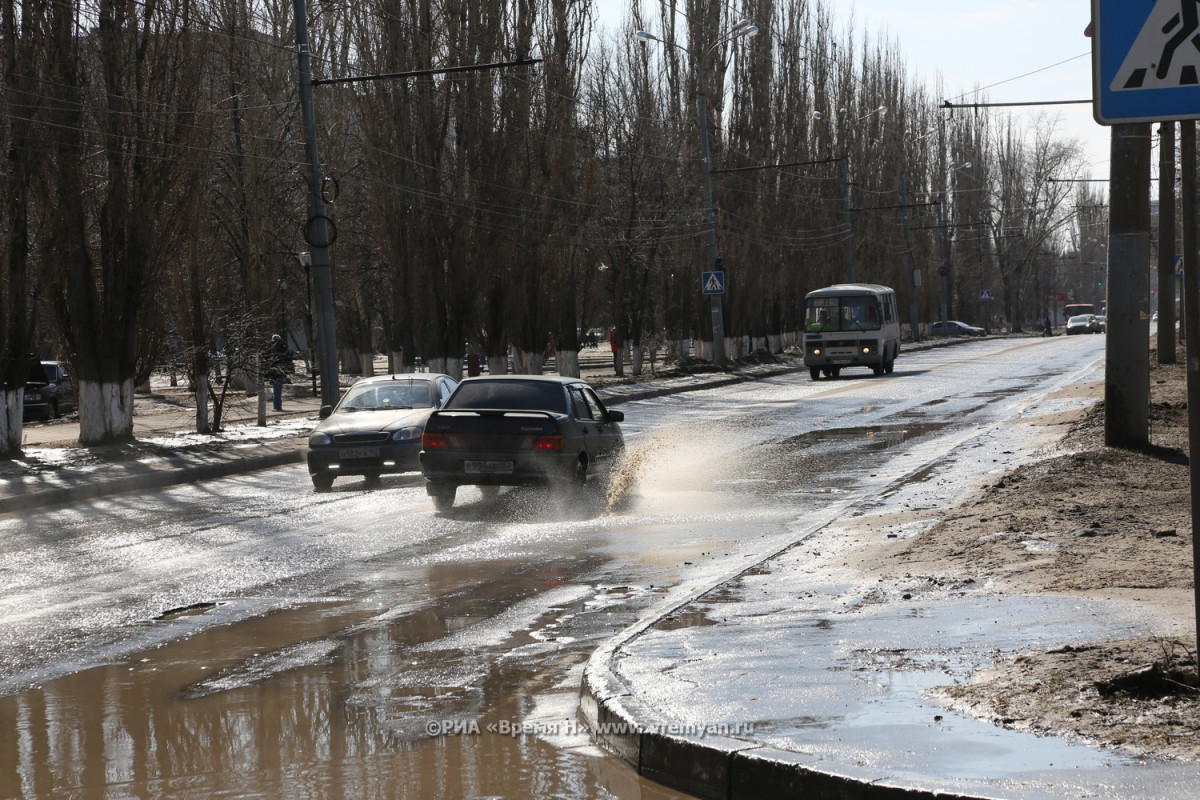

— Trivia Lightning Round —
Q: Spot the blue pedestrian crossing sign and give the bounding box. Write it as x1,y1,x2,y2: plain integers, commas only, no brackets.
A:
702,271,725,295
1093,0,1200,124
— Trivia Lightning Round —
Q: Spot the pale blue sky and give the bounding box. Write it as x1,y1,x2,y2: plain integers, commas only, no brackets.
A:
595,1,1109,178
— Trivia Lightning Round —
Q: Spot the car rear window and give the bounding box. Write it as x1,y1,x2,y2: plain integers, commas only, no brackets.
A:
446,380,567,413
26,363,51,384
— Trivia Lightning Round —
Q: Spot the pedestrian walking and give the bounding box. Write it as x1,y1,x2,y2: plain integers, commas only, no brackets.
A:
265,334,292,411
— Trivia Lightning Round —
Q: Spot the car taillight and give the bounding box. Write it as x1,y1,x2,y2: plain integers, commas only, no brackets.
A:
529,435,563,451
422,432,449,449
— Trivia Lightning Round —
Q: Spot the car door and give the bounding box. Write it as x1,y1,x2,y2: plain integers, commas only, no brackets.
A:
579,385,622,460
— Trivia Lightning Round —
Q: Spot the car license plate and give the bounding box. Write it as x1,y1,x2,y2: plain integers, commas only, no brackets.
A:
339,447,380,459
465,460,513,474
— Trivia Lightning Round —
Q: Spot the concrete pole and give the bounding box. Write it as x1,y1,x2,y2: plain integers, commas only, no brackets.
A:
900,167,921,339
696,84,727,367
1180,119,1200,667
1159,121,1177,363
840,156,856,283
293,0,340,408
1104,123,1151,448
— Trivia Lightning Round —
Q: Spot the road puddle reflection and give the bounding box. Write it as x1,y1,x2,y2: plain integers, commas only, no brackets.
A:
0,561,689,799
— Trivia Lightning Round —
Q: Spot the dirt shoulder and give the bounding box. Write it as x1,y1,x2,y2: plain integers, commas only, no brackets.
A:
873,344,1200,761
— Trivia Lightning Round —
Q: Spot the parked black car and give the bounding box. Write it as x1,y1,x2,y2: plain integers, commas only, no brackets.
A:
419,375,625,511
23,361,75,421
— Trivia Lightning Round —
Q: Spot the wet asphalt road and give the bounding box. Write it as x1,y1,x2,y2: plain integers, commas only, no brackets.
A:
0,335,1105,799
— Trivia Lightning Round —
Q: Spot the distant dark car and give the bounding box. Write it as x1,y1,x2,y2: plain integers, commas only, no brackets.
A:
1065,314,1101,335
306,373,459,491
929,320,986,337
419,375,625,511
23,361,75,421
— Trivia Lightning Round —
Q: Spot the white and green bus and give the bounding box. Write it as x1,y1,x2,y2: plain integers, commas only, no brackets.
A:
802,283,901,380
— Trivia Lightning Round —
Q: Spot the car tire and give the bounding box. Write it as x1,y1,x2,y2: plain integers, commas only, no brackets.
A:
809,367,821,381
312,474,334,492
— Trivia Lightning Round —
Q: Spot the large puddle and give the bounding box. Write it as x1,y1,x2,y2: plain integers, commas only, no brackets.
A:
0,558,691,799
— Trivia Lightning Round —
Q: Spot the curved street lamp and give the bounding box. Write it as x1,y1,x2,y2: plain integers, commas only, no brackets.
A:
635,20,758,366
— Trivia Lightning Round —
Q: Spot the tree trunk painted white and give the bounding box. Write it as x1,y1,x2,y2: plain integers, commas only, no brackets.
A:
487,355,508,376
630,345,644,376
389,350,405,373
516,350,544,375
1,389,23,456
257,386,267,426
76,378,134,445
767,334,782,353
556,349,580,377
426,356,460,379
358,351,374,378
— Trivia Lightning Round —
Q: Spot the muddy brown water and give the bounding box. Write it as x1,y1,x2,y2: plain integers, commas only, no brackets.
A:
0,554,692,799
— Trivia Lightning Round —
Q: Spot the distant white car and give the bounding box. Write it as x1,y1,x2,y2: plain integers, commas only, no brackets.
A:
1065,314,1101,335
929,320,986,337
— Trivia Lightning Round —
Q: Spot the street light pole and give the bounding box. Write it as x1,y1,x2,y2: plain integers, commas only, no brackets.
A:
635,21,758,367
694,78,727,365
293,0,340,409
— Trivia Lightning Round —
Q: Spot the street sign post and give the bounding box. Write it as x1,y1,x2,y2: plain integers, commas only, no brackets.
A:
701,271,725,295
1093,0,1200,124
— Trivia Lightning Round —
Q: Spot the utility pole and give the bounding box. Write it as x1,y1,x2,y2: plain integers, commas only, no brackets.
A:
1182,119,1200,669
1105,123,1151,448
695,83,727,366
293,0,340,409
1159,121,1177,363
839,156,856,283
935,199,951,323
900,167,921,338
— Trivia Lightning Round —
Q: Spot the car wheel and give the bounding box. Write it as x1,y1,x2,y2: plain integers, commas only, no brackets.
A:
574,456,588,485
430,485,456,512
884,358,895,375
312,474,334,492
872,364,884,376
809,367,821,381
829,368,841,378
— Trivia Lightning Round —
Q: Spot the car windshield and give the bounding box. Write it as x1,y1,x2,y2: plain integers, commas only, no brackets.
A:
446,380,568,413
805,296,882,332
1068,315,1091,324
339,381,431,411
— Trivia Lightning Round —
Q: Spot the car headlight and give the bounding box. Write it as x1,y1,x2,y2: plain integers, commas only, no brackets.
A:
391,426,422,442
309,432,332,447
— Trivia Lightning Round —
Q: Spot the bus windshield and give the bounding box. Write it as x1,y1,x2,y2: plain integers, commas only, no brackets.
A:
805,295,882,332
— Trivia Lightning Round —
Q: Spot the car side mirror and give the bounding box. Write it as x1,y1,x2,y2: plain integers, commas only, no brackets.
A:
606,409,624,423
319,405,333,419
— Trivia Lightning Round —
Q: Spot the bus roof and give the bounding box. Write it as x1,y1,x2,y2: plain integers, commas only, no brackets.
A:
805,283,894,298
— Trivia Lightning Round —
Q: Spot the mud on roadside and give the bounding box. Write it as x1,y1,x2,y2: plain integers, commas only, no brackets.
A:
886,346,1200,761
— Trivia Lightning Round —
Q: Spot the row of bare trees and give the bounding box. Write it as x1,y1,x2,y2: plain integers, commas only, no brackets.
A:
1,0,1094,455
